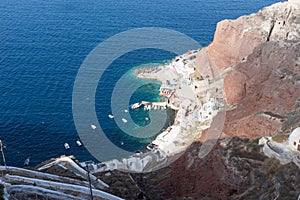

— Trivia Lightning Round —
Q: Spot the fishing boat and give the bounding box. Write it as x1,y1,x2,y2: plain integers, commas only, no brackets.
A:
64,143,70,150
76,140,82,147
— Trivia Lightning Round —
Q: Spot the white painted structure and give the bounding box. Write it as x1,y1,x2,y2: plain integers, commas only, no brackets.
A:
289,127,300,151
198,98,219,122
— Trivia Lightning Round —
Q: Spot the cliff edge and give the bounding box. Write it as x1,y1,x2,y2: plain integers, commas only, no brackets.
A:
195,1,300,138
197,1,300,72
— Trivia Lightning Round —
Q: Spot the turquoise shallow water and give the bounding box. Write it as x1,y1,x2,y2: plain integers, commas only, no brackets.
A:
0,0,281,167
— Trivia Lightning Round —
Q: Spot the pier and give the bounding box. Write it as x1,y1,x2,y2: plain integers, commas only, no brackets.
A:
131,101,180,111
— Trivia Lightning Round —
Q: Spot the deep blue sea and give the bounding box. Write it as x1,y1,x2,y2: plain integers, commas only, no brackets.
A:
0,0,281,167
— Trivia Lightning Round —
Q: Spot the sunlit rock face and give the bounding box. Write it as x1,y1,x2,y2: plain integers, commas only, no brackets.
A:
196,1,300,76
195,1,300,138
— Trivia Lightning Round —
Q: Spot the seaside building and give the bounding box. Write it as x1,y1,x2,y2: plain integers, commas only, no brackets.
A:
198,98,219,122
159,87,175,98
172,52,197,85
289,127,300,151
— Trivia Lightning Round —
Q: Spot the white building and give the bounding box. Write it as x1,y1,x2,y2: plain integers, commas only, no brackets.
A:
198,98,219,122
289,127,300,151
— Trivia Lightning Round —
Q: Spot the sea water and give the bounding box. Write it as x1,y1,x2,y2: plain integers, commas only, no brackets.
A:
0,0,280,166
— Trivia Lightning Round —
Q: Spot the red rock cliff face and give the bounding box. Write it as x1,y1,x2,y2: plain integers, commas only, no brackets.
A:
195,1,300,138
161,143,238,200
223,41,300,138
156,2,300,200
196,1,300,75
158,138,300,200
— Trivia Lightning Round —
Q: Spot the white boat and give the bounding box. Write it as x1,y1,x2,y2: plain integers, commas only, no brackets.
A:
24,157,30,166
121,141,124,145
64,143,70,150
122,118,128,123
108,114,114,119
131,103,140,109
124,109,128,113
145,117,149,121
76,140,82,147
90,124,97,130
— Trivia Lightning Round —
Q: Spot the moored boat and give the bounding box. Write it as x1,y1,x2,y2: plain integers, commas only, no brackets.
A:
90,124,97,130
131,103,141,109
76,140,82,147
108,114,114,119
24,157,30,166
64,143,70,150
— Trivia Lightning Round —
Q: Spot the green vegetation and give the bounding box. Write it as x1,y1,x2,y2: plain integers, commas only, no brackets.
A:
260,158,300,199
263,157,281,177
229,137,266,161
196,76,204,81
271,134,289,143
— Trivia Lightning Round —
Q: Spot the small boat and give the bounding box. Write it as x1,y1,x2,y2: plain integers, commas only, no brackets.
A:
64,143,70,150
90,124,97,130
108,114,114,119
145,117,149,121
120,141,124,146
124,109,128,113
146,143,156,151
122,118,128,123
24,157,30,166
76,140,82,147
131,103,140,109
135,150,142,156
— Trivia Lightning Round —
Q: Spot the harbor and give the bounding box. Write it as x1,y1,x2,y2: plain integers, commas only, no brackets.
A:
90,49,226,173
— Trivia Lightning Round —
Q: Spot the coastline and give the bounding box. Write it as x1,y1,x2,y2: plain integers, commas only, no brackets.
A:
90,49,226,173
134,50,225,156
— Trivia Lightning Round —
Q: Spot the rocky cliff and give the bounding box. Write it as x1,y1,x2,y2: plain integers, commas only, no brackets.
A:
159,137,300,200
195,1,300,138
100,137,300,200
154,1,300,199
223,41,300,138
196,1,300,73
